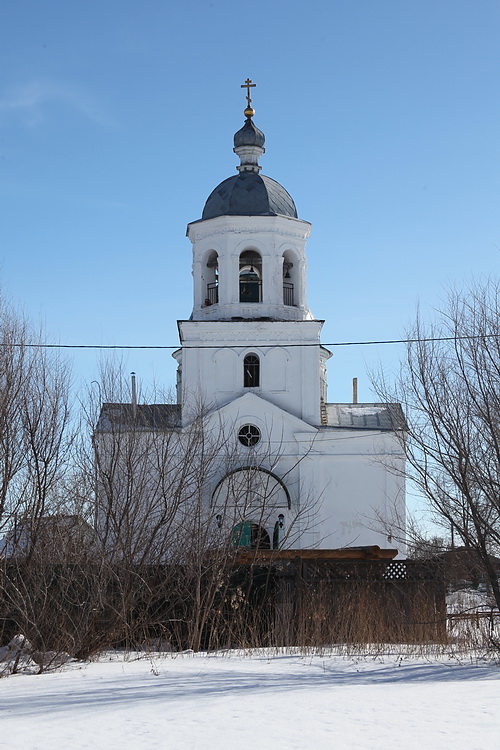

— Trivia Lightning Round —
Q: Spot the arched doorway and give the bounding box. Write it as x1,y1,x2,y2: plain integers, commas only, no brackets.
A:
231,522,271,550
212,467,290,550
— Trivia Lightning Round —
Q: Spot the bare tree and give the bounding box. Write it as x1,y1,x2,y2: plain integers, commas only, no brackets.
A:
0,295,73,554
0,335,323,659
407,535,450,560
0,294,80,665
374,280,500,609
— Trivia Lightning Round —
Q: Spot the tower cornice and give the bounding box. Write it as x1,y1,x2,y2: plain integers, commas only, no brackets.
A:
187,213,311,242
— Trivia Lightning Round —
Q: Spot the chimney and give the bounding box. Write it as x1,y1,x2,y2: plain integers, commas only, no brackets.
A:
352,377,358,404
131,372,137,418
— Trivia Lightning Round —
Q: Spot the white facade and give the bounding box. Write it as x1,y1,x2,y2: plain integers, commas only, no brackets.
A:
197,394,405,552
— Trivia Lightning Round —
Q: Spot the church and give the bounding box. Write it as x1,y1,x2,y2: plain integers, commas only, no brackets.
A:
96,82,406,556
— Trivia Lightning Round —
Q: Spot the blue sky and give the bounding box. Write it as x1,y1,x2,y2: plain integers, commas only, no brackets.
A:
1,0,499,404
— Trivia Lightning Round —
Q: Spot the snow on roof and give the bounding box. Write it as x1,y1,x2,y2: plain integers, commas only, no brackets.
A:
324,403,406,431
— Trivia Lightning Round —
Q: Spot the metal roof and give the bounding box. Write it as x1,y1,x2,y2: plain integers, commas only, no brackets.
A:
96,403,182,431
324,403,406,431
202,172,298,220
96,402,405,433
233,118,265,148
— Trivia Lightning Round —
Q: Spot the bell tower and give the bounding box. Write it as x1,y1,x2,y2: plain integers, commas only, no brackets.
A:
188,83,313,324
176,81,329,425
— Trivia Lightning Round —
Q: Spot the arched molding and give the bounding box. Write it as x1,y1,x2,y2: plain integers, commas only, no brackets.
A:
211,466,291,510
240,345,265,357
199,238,223,257
239,248,262,266
279,243,302,258
281,247,301,266
201,247,220,266
233,237,267,257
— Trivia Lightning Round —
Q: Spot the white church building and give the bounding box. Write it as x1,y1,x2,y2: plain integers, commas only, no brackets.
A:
96,84,406,556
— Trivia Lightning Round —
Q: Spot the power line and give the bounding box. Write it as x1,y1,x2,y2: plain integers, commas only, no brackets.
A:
0,333,498,351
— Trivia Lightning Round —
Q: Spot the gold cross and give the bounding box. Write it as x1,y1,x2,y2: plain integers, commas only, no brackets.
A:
241,78,256,108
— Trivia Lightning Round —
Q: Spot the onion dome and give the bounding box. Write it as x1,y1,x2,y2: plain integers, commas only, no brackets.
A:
233,118,265,149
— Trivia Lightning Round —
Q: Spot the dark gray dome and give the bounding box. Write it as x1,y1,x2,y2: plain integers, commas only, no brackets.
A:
233,118,265,148
202,172,298,220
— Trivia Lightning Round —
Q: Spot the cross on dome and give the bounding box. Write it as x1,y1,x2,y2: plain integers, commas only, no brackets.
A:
241,78,256,118
201,83,298,219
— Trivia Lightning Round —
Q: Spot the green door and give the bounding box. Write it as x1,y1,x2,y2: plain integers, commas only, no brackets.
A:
231,521,252,548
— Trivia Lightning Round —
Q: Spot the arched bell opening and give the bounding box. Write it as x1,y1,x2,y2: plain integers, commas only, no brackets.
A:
205,250,219,306
282,250,298,307
239,250,262,303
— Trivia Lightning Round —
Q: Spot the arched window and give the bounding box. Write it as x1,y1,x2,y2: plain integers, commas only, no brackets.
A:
243,354,260,387
239,250,262,303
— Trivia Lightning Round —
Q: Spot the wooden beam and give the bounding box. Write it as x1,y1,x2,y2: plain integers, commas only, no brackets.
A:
234,546,398,565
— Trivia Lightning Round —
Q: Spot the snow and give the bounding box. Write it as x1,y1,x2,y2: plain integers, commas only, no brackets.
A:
447,589,494,613
339,406,386,416
446,590,500,646
1,650,499,749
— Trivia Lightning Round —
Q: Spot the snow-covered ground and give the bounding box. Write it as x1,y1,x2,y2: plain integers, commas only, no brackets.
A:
1,649,499,749
447,589,500,646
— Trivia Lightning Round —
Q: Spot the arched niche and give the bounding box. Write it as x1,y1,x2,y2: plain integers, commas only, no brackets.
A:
239,250,262,303
266,347,289,392
213,348,237,392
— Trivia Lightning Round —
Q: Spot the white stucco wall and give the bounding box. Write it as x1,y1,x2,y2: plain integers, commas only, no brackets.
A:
177,320,324,426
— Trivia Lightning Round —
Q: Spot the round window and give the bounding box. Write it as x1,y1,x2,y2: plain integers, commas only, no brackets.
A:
238,424,261,447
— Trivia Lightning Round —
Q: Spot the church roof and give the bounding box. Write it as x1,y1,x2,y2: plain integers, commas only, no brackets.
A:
96,403,181,431
96,402,405,432
324,403,406,431
202,172,298,220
